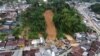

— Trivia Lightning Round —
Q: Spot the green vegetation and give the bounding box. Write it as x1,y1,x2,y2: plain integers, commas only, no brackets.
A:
28,32,38,39
12,26,22,39
97,17,100,20
0,20,5,25
0,1,3,6
57,32,65,39
16,0,87,39
90,3,100,14
50,0,87,35
19,3,46,39
0,33,6,41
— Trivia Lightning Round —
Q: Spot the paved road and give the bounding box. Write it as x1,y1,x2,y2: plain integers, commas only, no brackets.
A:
12,48,23,56
59,48,72,56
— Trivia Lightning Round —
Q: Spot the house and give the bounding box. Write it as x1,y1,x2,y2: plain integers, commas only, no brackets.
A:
50,45,58,53
36,48,54,56
17,38,26,47
96,14,100,19
31,39,40,47
0,13,7,18
0,17,3,20
75,33,87,43
0,52,13,56
5,12,17,19
82,51,88,56
4,20,13,25
87,33,97,41
5,40,17,50
88,50,95,56
0,25,4,30
71,46,84,56
39,37,45,44
7,34,15,40
3,25,10,29
3,21,13,30
81,43,90,51
31,37,45,47
0,29,11,33
23,49,38,56
88,41,100,56
0,41,5,48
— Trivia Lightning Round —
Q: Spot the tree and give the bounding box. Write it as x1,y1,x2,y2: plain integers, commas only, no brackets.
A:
90,3,100,14
19,0,87,39
53,3,87,35
0,1,3,6
12,26,22,38
0,33,6,41
19,3,46,39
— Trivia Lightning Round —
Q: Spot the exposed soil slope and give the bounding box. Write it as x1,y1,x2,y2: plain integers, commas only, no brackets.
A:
43,10,57,42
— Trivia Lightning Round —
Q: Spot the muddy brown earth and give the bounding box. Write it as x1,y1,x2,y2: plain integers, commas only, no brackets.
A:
64,34,79,47
43,10,57,42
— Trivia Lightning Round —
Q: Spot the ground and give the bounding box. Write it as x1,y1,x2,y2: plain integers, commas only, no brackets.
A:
43,10,57,42
64,34,79,47
20,27,29,39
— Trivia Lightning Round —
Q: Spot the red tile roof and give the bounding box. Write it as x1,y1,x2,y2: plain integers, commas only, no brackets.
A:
17,38,25,44
88,41,100,56
88,50,95,56
6,41,17,46
0,42,5,47
23,49,39,56
72,52,82,56
71,47,83,56
0,52,13,56
89,41,100,52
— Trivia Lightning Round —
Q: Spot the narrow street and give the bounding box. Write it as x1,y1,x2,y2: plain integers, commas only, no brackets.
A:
12,48,23,56
59,48,72,56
